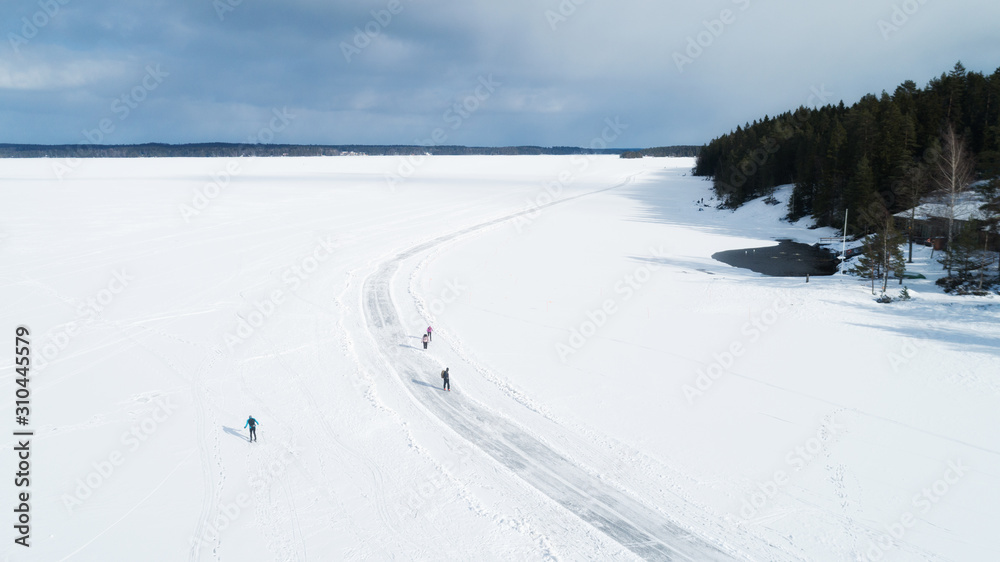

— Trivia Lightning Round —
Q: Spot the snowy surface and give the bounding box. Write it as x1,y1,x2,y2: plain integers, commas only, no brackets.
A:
1,156,998,561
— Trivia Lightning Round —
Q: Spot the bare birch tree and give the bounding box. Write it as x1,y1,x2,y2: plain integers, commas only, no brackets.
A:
932,124,975,277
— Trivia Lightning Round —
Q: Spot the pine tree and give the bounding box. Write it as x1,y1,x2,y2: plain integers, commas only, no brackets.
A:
692,63,1000,235
885,222,907,290
852,213,906,295
940,222,982,284
851,237,880,295
898,162,927,262
978,178,1000,277
945,62,968,123
845,156,876,233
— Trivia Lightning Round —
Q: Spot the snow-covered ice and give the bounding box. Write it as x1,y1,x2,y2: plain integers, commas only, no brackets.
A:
1,155,997,561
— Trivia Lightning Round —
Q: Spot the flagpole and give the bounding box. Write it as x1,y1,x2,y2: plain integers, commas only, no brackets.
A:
841,209,848,274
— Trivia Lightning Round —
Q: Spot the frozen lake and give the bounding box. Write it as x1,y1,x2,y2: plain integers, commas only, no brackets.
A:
2,156,997,561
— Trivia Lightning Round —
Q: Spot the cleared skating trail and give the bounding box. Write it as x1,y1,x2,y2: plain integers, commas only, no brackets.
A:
361,176,737,561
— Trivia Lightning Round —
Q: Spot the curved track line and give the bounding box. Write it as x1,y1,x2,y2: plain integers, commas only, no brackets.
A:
361,175,737,561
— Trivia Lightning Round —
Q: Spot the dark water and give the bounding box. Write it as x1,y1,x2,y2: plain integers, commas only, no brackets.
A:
712,240,838,277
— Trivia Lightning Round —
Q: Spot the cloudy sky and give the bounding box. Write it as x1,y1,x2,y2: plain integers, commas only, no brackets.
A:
3,0,999,148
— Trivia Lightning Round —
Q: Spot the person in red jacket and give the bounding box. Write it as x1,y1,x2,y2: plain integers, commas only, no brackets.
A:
426,326,433,341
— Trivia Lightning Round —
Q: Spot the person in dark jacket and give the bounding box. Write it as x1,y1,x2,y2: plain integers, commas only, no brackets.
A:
441,368,450,391
245,415,259,442
422,333,429,349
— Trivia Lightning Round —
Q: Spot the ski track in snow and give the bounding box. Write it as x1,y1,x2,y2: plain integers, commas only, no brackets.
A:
110,322,235,562
360,174,741,561
406,222,762,558
336,266,560,559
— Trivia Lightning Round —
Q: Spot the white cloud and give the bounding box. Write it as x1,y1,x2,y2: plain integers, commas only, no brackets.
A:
0,52,127,91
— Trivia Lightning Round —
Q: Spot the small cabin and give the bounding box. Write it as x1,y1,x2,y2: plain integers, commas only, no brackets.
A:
893,192,998,251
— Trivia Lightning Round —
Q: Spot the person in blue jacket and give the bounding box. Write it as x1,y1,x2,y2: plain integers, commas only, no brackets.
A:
245,415,259,442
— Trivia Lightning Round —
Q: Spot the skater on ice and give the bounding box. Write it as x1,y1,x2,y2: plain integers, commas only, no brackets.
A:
426,325,433,341
245,415,259,442
422,333,429,349
441,367,450,391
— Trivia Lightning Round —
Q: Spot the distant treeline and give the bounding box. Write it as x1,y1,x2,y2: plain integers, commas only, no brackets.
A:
619,146,701,159
0,143,633,159
693,62,1000,231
